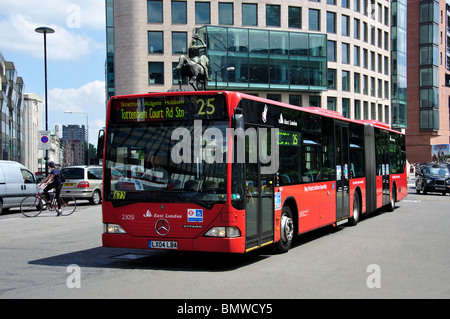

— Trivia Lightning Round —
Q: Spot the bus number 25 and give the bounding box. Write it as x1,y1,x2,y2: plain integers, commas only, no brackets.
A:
197,98,215,115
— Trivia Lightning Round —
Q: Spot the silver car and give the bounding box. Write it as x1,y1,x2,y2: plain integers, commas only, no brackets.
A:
61,166,103,205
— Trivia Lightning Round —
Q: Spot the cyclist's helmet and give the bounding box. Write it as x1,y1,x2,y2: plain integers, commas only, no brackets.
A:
48,161,55,168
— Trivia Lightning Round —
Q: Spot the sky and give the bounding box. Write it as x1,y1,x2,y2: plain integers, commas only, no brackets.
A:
0,0,106,146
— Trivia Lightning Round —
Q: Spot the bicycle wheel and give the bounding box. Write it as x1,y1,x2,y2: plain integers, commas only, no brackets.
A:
59,196,76,216
21,196,44,217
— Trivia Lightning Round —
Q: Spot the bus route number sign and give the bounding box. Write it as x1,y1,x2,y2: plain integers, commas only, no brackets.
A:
111,95,226,123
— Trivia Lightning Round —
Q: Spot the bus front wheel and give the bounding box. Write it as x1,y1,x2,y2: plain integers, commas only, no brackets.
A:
275,206,294,253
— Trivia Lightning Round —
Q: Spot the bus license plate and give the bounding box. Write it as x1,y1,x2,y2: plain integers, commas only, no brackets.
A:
149,241,178,250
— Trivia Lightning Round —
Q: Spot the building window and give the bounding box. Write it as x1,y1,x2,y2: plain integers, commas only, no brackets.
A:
309,9,320,31
342,15,349,36
196,1,210,24
289,6,301,29
289,95,302,106
354,100,361,119
147,0,163,23
354,18,360,39
328,68,337,89
342,70,350,91
342,98,350,118
363,75,368,95
172,1,187,24
148,31,163,53
327,40,336,61
342,0,349,9
363,48,368,68
266,4,281,27
327,97,337,111
327,12,336,33
172,32,187,54
219,2,234,25
148,62,164,84
342,43,349,64
354,72,360,93
242,3,257,26
354,46,360,66
309,95,321,107
420,109,439,130
370,77,375,96
267,94,281,102
363,101,369,119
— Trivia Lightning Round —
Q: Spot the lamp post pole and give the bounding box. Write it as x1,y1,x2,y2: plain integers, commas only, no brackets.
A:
35,26,55,176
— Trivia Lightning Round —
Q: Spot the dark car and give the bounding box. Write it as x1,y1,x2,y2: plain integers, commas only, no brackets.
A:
415,165,450,195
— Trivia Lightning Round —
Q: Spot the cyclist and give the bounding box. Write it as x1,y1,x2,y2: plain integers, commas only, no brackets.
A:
39,161,63,216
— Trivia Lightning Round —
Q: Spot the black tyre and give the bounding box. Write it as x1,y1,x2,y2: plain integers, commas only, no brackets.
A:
275,206,294,253
349,192,361,226
21,196,44,217
60,196,77,216
386,185,396,212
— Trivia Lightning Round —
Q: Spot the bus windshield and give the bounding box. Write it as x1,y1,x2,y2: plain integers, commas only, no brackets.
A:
104,121,228,208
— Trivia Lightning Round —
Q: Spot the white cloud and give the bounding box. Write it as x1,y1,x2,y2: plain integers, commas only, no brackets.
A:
0,0,105,30
49,80,105,112
49,80,106,144
0,13,104,61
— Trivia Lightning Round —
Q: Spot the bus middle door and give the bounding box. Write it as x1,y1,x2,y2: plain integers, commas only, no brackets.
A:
244,126,275,251
335,122,350,221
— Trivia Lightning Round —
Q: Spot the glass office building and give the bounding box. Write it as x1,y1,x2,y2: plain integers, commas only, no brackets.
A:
107,0,404,127
197,26,327,91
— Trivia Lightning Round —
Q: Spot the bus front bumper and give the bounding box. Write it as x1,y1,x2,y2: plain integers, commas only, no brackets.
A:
102,233,246,254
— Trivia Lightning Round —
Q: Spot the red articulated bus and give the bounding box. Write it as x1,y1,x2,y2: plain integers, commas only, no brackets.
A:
100,91,407,253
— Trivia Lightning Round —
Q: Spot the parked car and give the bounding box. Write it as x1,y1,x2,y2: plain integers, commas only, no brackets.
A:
0,161,38,214
415,164,450,195
61,165,103,204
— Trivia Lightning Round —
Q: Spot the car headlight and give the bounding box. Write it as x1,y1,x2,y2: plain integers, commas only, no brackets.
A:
104,223,126,234
446,180,450,185
426,179,432,184
204,226,240,238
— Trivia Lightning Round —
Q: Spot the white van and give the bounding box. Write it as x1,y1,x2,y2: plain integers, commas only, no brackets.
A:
0,161,38,215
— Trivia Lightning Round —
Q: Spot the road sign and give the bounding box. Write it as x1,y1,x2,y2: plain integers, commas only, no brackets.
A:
38,131,51,150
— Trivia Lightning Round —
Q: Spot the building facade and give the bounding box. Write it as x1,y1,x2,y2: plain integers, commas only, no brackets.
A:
406,0,450,163
0,52,25,162
62,124,86,142
23,93,44,173
107,0,406,128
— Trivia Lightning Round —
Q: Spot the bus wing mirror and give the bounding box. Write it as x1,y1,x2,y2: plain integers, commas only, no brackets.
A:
232,114,244,130
97,129,105,161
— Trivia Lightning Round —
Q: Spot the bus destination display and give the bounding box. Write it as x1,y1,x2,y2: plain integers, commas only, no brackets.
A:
111,95,226,123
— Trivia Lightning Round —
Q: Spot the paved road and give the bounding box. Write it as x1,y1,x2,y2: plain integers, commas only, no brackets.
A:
0,185,449,300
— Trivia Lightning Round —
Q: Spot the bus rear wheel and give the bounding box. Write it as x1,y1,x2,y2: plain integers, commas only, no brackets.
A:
349,192,361,226
275,206,294,253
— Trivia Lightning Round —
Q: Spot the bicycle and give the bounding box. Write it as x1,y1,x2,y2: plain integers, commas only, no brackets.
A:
20,189,77,217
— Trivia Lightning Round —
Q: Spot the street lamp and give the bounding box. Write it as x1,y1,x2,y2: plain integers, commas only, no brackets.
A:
64,111,89,165
35,26,55,177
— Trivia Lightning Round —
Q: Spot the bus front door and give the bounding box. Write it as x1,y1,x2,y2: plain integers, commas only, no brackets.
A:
244,128,274,251
335,123,350,220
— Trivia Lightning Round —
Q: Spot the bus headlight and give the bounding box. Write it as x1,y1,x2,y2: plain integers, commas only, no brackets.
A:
104,223,126,234
204,226,240,238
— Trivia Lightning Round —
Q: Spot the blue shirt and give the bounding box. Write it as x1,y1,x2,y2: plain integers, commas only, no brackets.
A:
52,169,63,185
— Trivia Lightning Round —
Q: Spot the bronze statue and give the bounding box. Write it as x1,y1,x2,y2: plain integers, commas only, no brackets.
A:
174,34,210,91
